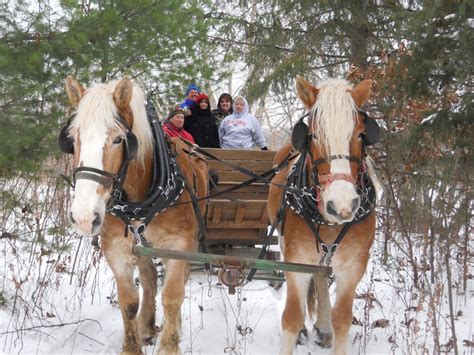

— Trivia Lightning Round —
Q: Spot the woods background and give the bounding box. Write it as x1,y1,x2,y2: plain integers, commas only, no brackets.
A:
0,1,472,354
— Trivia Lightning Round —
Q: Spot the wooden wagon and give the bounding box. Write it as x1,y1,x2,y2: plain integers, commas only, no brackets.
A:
202,148,278,256
135,148,332,292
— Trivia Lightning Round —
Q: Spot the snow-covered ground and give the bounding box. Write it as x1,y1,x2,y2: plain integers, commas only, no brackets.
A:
0,234,472,354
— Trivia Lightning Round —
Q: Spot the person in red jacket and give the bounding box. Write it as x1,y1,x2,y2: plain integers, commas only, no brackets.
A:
162,106,195,144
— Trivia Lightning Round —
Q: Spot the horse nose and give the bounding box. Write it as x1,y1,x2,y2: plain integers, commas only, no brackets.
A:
351,197,360,213
69,210,102,235
92,212,101,231
326,200,338,217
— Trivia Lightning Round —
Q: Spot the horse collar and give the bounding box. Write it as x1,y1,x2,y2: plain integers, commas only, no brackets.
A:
108,100,186,243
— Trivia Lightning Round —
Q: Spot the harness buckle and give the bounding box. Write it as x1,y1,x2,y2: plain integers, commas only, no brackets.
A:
128,223,149,247
319,243,338,266
113,188,122,199
132,207,142,215
113,204,127,212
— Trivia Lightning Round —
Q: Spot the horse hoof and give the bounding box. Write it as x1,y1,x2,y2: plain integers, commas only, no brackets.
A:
314,326,332,348
297,326,309,345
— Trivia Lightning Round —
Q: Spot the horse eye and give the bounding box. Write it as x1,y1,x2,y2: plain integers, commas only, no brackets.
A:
113,136,123,144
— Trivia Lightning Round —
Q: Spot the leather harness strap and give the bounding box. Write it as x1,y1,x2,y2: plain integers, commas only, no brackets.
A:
318,173,354,185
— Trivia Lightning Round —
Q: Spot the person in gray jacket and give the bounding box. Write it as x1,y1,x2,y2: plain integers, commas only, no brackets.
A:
218,96,268,150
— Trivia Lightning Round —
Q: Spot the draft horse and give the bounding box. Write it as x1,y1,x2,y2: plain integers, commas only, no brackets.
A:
60,76,208,354
268,77,377,355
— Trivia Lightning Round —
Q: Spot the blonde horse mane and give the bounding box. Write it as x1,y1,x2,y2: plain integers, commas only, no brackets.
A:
310,79,357,157
70,80,153,167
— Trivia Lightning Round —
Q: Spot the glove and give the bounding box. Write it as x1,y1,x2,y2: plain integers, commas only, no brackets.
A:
261,146,268,150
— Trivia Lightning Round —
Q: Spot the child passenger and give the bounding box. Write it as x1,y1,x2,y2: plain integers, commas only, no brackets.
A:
218,96,268,150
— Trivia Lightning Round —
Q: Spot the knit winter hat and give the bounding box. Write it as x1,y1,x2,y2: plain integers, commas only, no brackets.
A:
185,83,200,96
196,93,209,103
167,106,186,120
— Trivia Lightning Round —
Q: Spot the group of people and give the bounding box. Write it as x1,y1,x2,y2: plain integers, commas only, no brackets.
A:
162,84,268,150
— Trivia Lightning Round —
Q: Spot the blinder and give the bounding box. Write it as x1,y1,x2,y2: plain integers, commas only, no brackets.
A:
290,110,380,151
58,124,74,154
291,113,310,151
57,115,138,160
125,130,138,160
358,111,380,146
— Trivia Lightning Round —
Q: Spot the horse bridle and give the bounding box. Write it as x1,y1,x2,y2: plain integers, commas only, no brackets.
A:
286,108,378,225
59,113,138,200
291,109,378,190
312,154,362,186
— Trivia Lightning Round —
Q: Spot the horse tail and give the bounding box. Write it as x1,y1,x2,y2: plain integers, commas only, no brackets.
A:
307,275,317,320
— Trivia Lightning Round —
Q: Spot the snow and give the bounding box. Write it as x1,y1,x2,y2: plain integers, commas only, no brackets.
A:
1,233,472,355
420,113,438,125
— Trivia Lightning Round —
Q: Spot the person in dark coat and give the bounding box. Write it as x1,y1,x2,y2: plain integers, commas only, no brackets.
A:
212,93,233,128
184,93,219,148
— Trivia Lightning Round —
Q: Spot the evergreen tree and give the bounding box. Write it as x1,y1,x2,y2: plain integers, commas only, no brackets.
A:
0,0,220,176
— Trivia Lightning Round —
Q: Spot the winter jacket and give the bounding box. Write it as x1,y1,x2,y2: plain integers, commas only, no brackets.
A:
162,121,195,144
179,98,196,110
218,97,267,149
184,100,219,148
212,93,233,127
212,108,232,128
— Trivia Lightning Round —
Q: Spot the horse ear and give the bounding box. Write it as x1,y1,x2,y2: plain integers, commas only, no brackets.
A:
352,79,372,108
113,77,133,110
65,76,84,106
295,76,319,109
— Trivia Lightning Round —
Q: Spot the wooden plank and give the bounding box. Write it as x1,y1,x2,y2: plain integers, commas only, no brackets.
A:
260,208,269,224
212,205,222,223
215,182,268,191
209,191,269,201
207,200,266,223
201,148,276,161
213,171,273,183
208,160,275,172
209,183,270,200
208,199,268,206
206,228,265,241
217,209,263,221
235,205,245,223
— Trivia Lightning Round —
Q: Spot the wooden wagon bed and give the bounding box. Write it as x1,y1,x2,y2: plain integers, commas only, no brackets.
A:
201,148,278,254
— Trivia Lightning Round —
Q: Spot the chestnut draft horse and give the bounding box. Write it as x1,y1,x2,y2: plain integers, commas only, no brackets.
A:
268,77,377,355
61,77,208,354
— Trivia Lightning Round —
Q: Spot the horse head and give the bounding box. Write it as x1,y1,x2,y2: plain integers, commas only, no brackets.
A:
61,76,149,236
295,76,373,225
